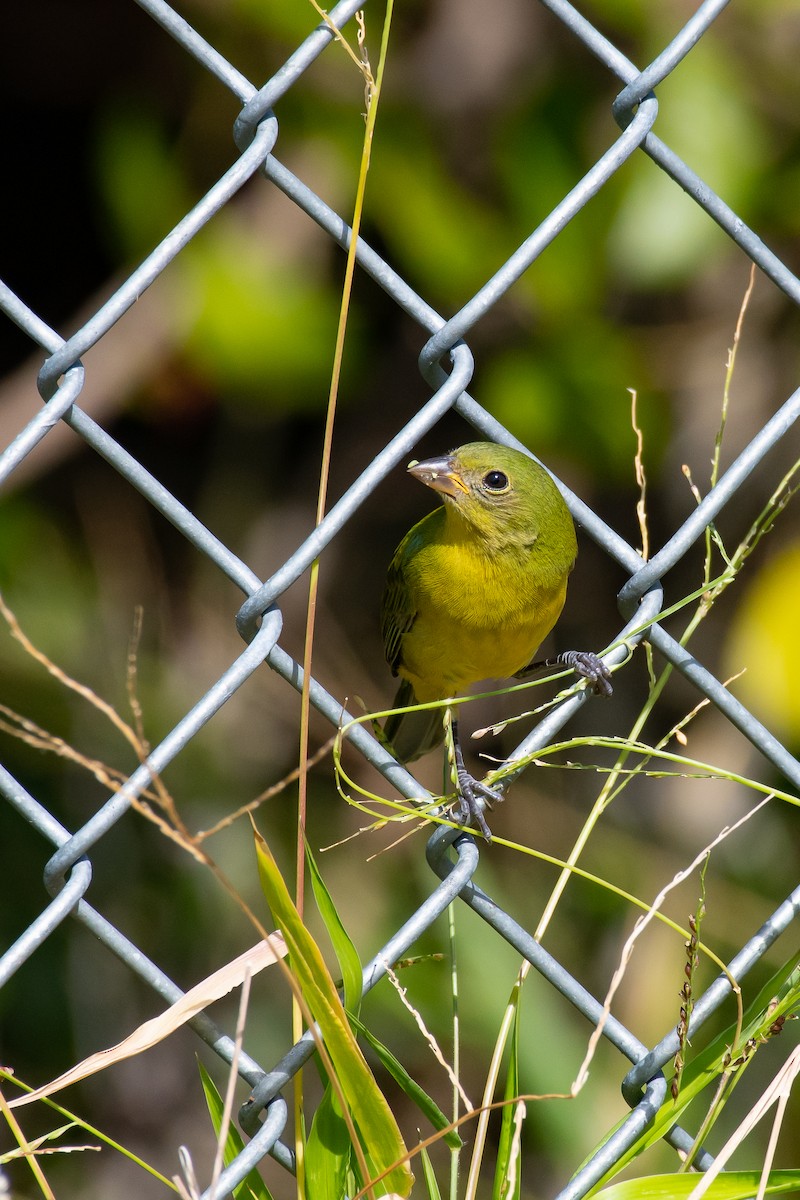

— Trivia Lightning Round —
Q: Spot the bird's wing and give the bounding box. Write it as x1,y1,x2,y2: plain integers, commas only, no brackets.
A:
381,543,417,675
381,509,441,676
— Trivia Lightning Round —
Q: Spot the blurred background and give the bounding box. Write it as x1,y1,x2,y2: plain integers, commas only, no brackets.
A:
1,0,800,1195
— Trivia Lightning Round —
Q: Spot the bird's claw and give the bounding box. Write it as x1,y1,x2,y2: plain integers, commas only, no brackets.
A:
454,766,503,842
559,650,613,697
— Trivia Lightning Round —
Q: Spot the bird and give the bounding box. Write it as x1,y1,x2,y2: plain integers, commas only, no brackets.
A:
381,441,611,840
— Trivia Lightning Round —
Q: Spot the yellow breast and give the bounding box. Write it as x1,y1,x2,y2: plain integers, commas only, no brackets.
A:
398,533,570,702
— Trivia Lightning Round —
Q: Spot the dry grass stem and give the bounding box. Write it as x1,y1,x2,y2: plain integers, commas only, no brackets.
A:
384,963,474,1112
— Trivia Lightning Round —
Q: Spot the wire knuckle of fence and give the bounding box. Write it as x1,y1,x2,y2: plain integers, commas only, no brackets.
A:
1,0,799,1197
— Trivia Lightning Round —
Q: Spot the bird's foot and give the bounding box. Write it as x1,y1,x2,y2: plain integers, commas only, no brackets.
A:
453,766,503,842
557,650,613,697
517,650,613,697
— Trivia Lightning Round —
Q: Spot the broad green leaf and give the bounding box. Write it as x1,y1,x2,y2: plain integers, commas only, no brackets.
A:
597,1170,800,1200
252,822,413,1197
305,1082,352,1200
305,836,363,1017
197,1060,274,1200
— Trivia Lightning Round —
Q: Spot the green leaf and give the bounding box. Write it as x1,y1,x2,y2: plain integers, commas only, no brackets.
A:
419,1143,444,1200
252,822,413,1197
305,835,363,1018
305,1082,352,1200
197,1059,274,1200
349,1012,462,1151
596,1170,800,1200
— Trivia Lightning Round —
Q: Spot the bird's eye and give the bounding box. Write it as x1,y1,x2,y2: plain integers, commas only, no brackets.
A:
482,470,509,492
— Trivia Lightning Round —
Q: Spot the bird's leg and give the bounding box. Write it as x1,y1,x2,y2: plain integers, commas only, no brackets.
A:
446,709,502,842
515,649,613,697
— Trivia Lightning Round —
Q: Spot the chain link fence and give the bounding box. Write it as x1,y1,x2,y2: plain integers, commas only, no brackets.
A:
2,1,800,1197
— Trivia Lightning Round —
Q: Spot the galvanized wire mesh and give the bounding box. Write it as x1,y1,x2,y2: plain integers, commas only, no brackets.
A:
2,1,800,1197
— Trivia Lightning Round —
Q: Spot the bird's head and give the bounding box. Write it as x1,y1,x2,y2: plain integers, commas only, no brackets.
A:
407,441,573,548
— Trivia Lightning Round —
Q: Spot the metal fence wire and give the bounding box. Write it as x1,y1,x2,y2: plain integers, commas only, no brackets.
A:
2,0,800,1197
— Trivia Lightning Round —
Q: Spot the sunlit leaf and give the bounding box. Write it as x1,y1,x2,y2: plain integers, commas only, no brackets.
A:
253,821,413,1197
596,1171,800,1200
305,835,363,1017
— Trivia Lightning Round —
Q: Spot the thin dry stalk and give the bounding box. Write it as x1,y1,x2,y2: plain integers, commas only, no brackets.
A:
384,962,473,1112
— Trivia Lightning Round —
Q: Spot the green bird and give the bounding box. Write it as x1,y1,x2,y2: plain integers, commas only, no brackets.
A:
381,441,611,839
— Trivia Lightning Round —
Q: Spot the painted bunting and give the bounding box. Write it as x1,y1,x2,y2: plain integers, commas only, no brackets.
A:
381,441,611,839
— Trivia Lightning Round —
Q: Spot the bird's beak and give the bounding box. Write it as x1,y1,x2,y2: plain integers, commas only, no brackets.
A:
407,454,468,498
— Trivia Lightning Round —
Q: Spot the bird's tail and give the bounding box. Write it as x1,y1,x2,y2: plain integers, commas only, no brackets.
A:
384,678,446,763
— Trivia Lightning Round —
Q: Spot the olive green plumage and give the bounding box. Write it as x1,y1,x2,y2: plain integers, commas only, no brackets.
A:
382,441,579,762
